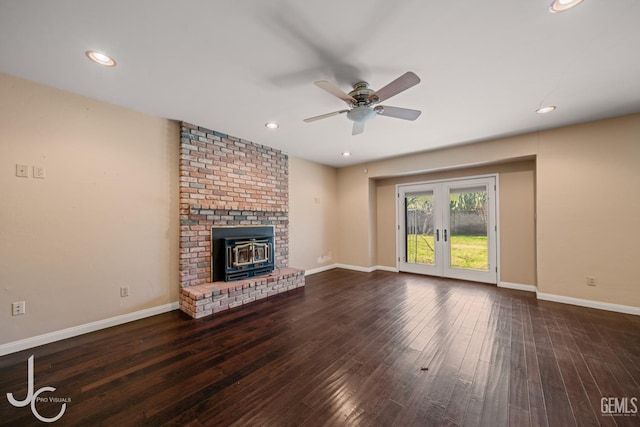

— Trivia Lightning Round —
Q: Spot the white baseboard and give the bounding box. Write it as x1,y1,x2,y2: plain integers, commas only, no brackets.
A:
536,292,640,316
333,263,375,273
334,264,400,273
304,264,338,276
306,264,399,275
498,281,537,293
374,265,399,273
0,302,180,357
495,283,639,315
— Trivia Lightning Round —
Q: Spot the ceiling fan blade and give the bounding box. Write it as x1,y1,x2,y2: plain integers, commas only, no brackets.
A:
376,105,422,121
303,110,349,123
314,81,356,105
369,71,421,103
352,121,365,135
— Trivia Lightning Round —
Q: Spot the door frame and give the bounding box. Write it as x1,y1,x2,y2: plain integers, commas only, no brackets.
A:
396,182,442,277
395,174,501,285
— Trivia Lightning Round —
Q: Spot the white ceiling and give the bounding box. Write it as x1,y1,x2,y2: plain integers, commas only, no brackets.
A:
1,0,639,167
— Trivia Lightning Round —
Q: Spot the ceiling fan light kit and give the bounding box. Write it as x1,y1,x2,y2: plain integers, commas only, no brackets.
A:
347,106,377,123
304,71,422,135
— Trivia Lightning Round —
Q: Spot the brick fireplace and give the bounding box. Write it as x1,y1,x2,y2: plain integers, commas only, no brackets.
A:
178,122,304,318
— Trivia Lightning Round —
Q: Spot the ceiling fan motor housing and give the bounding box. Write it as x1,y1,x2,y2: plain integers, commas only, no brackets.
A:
348,82,376,105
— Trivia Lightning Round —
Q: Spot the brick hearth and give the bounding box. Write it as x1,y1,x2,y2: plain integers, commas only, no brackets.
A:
180,268,305,318
178,122,304,319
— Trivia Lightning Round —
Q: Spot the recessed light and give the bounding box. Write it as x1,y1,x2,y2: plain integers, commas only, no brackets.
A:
549,0,584,13
85,50,116,67
536,105,557,114
342,152,351,157
265,122,279,129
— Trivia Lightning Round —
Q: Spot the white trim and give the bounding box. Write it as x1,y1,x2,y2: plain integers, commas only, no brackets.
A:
307,264,398,275
304,264,338,276
536,292,640,316
498,281,537,293
494,174,501,286
0,302,179,356
334,264,377,273
374,265,399,273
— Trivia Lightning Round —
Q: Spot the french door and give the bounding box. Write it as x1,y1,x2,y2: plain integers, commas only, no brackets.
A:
397,176,497,284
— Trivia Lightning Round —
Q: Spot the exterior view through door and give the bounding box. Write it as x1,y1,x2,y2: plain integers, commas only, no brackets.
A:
397,176,497,284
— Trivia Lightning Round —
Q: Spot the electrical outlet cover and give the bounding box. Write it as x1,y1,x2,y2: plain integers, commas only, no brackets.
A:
33,166,45,179
12,301,26,316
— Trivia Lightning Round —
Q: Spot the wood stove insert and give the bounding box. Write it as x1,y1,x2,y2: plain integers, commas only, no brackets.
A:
211,226,275,282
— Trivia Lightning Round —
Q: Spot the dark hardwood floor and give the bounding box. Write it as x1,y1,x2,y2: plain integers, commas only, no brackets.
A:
1,269,639,426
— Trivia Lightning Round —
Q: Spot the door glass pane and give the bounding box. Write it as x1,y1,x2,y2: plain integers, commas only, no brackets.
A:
449,187,488,271
405,192,435,265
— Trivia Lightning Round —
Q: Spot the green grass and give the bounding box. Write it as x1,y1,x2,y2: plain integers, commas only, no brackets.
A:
449,235,488,270
406,234,488,270
406,234,435,265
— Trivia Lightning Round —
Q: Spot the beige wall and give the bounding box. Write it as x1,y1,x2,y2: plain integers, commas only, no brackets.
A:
375,160,536,286
537,115,640,306
337,113,640,308
336,166,375,267
0,73,180,344
497,162,536,286
289,157,339,271
337,134,537,268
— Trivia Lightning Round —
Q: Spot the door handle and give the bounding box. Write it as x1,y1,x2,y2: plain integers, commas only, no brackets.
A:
444,229,448,242
436,229,440,241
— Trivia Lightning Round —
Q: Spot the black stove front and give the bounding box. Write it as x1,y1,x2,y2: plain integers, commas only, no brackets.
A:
211,226,275,282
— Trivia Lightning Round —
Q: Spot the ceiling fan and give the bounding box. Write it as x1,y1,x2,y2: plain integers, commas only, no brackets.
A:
303,71,422,135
